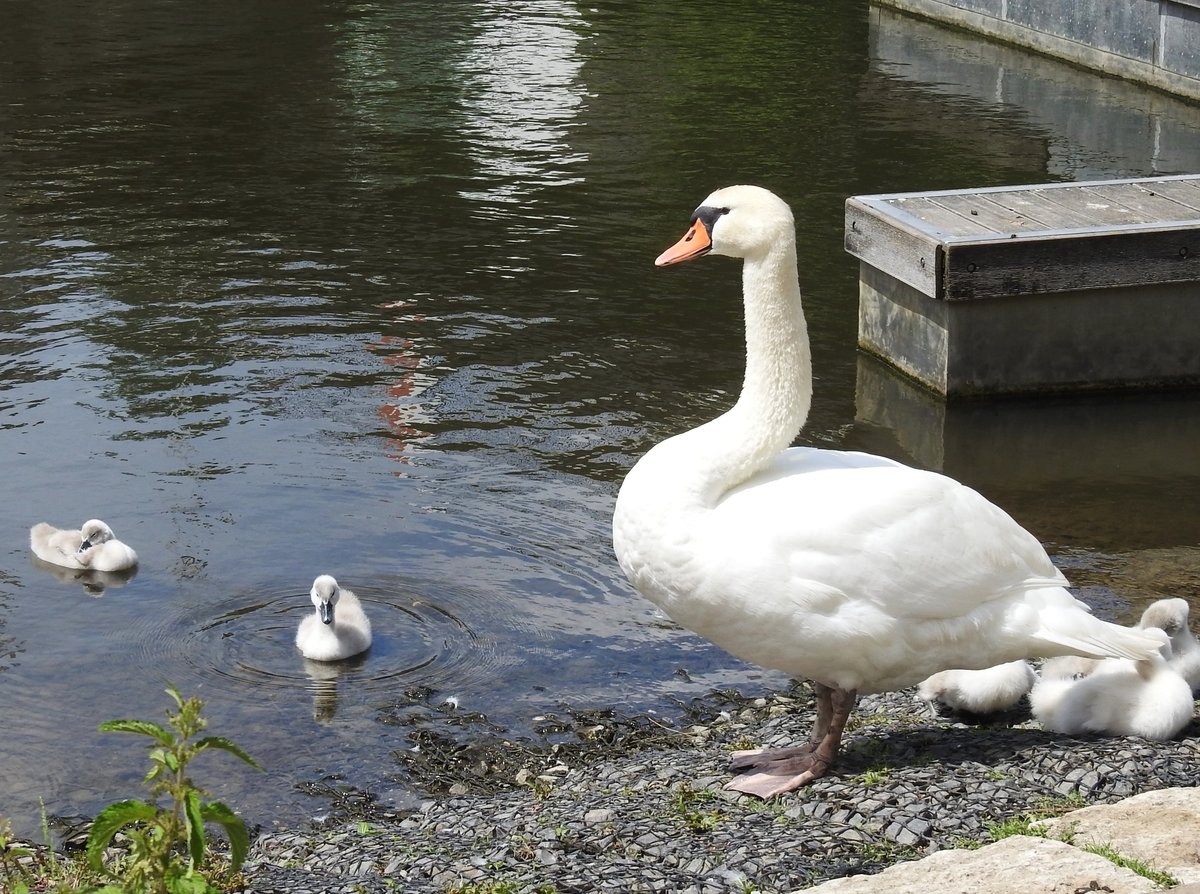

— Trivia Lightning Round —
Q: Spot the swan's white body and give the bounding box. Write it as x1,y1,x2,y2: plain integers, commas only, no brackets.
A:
917,660,1037,715
1030,628,1194,740
612,185,1164,796
29,520,138,573
296,575,372,662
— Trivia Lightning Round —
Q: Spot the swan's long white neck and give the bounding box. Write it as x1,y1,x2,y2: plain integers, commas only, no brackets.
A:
730,241,812,458
655,238,812,506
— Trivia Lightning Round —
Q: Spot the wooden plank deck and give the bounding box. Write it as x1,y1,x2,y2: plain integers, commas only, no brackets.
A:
847,174,1200,300
848,174,1200,396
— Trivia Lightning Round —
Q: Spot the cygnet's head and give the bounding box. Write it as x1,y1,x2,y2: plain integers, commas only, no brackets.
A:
655,185,795,267
79,519,115,552
1137,597,1191,638
310,574,342,625
1136,626,1173,668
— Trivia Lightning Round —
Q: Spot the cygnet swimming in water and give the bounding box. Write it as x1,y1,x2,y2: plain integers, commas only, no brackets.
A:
29,519,138,572
1030,628,1194,740
295,575,372,662
916,660,1037,715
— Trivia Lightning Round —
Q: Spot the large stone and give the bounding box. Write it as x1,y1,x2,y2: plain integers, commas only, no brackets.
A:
799,835,1159,894
1037,787,1200,884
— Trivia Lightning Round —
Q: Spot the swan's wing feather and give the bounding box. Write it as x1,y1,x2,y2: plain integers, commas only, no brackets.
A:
709,449,1067,621
30,523,87,567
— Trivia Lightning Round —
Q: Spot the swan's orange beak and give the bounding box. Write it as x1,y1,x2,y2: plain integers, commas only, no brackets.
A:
655,219,711,267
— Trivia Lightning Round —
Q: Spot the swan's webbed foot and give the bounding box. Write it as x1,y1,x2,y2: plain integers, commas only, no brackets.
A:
723,747,834,797
724,681,857,799
728,742,815,769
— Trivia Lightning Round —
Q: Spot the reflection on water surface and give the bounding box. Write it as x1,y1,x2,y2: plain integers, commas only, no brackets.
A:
1,0,1199,836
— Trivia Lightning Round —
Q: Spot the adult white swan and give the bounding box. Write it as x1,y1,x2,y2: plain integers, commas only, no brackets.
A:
29,519,138,572
611,185,1163,797
296,575,373,662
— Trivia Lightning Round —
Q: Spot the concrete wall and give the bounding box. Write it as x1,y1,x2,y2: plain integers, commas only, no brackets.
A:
875,0,1200,101
869,6,1200,179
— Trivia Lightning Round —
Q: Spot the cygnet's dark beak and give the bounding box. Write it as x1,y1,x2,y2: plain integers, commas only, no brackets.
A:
319,601,334,625
78,539,92,552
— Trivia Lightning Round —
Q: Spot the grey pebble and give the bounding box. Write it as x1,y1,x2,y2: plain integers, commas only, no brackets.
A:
242,686,1200,894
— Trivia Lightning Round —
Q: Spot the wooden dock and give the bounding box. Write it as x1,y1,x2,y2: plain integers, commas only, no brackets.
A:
845,174,1200,397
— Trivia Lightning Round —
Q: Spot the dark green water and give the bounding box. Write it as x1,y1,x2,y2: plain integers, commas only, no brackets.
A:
2,0,1199,834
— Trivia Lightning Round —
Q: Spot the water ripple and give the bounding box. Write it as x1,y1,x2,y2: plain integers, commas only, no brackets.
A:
122,579,537,727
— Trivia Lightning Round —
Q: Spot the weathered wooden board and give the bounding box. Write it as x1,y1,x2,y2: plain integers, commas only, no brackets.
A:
1081,182,1200,220
846,174,1200,300
1002,189,1132,228
1150,179,1200,211
943,226,1200,299
873,196,997,237
929,193,1048,233
845,197,942,296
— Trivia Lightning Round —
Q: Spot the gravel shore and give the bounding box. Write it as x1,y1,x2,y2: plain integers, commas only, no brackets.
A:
244,682,1200,894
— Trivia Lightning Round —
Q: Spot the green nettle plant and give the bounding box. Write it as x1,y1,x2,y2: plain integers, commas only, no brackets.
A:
0,816,36,893
85,684,261,894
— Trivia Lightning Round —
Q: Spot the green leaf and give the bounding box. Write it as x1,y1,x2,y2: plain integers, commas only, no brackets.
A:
200,800,250,873
99,719,175,746
184,789,206,869
194,736,261,771
148,747,180,772
87,799,159,871
165,683,185,710
165,866,215,894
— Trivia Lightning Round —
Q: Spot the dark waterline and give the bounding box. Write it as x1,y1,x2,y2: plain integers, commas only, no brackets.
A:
2,0,1199,836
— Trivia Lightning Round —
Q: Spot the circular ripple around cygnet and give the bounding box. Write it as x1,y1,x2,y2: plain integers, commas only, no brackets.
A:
156,583,514,708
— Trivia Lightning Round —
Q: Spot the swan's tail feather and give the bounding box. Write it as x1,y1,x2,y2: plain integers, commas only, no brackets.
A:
1035,610,1164,662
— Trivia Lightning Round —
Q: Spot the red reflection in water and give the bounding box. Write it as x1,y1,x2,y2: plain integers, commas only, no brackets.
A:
373,301,432,466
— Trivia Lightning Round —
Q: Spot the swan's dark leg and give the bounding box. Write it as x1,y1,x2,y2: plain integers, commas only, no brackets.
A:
729,681,832,767
724,682,858,798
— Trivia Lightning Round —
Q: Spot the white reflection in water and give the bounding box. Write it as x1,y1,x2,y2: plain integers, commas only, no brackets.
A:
29,555,138,598
302,653,368,723
455,3,587,207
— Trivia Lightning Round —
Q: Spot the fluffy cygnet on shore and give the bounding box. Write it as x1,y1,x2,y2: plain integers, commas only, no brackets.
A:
1030,628,1194,740
29,519,138,572
916,660,1037,715
1135,597,1200,692
296,575,372,662
1039,654,1099,682
1040,597,1200,691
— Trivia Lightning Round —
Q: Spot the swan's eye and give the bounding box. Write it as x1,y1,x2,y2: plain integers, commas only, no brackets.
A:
692,205,730,236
